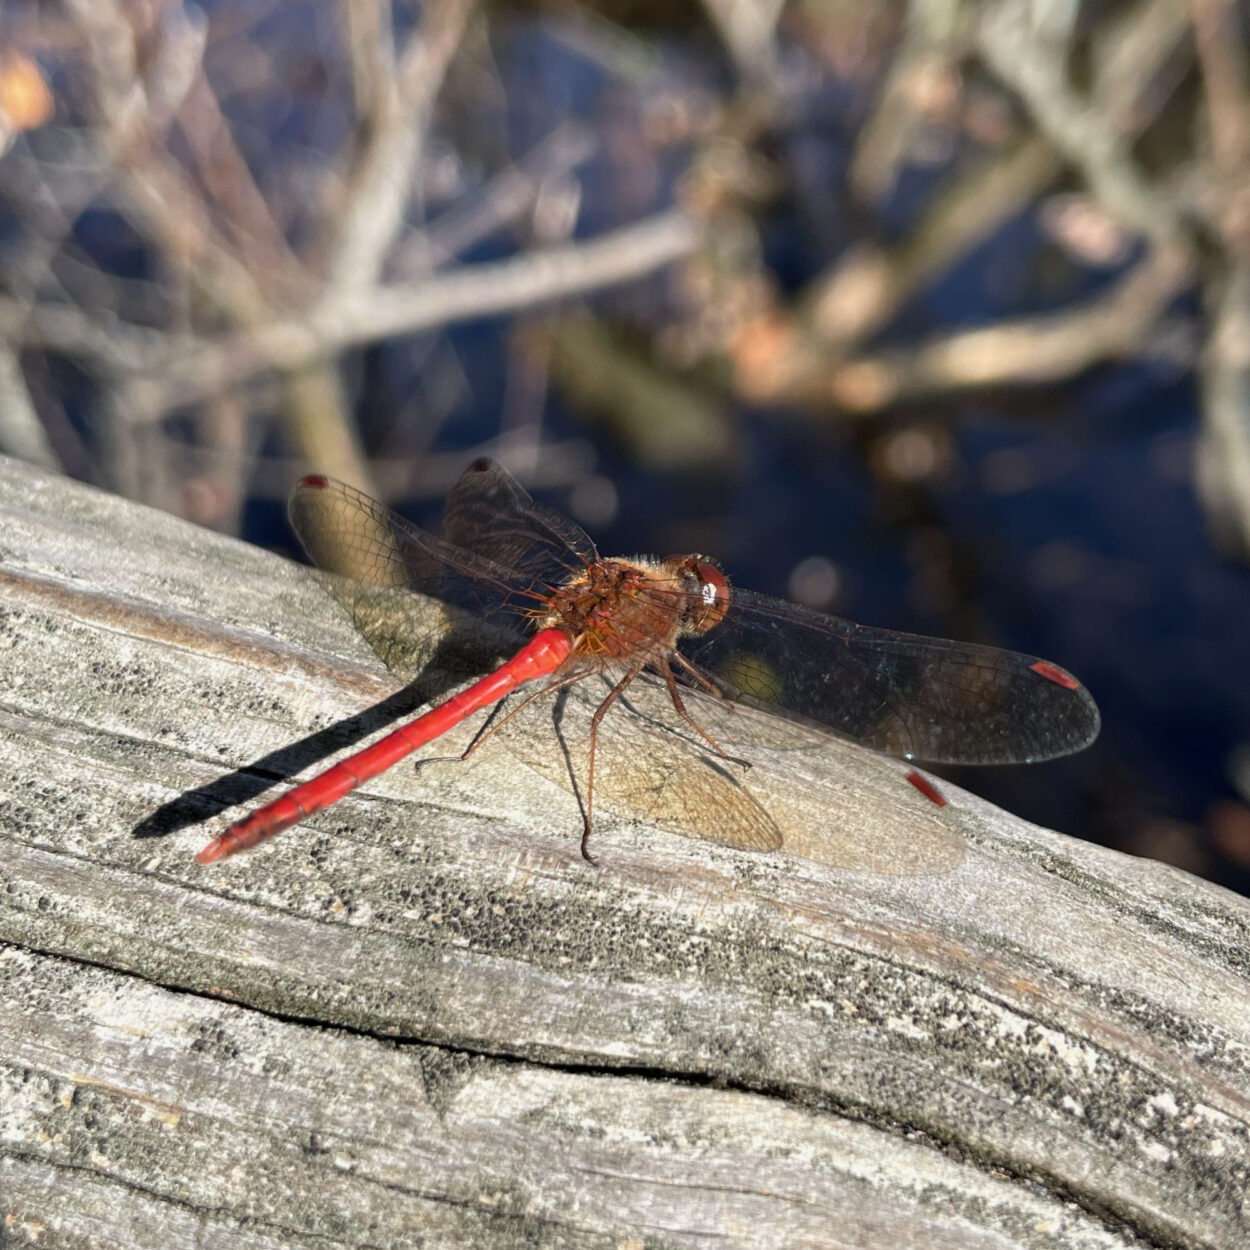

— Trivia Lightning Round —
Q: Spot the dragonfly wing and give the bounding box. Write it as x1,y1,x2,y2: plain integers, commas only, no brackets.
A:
440,458,599,592
288,475,539,639
498,673,783,851
679,588,1100,766
496,670,962,872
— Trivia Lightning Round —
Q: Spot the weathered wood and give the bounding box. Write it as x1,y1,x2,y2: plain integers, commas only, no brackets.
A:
1,455,1247,1249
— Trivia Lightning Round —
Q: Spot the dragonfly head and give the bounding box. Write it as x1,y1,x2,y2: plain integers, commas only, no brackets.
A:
665,554,731,635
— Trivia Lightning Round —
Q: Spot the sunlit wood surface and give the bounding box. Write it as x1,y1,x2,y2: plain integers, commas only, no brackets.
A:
1,457,1247,1249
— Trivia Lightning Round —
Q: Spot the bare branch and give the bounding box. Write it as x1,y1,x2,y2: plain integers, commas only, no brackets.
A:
1196,267,1250,557
826,242,1193,411
0,299,168,372
976,0,1191,245
0,341,59,469
175,72,306,290
1189,0,1250,262
849,0,968,202
395,123,598,275
340,0,396,122
324,0,478,293
732,0,1199,409
160,209,706,409
62,0,272,324
812,134,1063,349
1190,0,1250,176
699,0,785,86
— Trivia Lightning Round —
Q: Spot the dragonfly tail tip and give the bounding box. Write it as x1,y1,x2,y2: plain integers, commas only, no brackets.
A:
195,836,227,865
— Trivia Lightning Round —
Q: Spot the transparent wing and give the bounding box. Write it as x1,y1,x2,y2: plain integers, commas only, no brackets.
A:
287,460,592,639
497,670,962,871
439,458,598,592
498,672,781,852
679,589,1100,766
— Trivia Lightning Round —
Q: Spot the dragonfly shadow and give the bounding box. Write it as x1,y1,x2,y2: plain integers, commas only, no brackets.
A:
132,627,496,843
548,686,585,820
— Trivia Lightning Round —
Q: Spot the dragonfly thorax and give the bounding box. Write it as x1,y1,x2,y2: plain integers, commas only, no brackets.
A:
537,556,727,662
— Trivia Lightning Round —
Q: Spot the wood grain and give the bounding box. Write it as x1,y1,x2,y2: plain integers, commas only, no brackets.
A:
1,457,1247,1249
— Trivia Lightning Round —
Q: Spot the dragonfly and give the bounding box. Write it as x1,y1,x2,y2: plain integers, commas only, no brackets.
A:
196,458,1099,865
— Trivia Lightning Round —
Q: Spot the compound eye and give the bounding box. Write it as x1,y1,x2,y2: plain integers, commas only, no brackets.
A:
667,555,730,633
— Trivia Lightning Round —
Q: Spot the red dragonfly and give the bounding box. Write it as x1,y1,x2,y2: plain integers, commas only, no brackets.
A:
197,458,1099,865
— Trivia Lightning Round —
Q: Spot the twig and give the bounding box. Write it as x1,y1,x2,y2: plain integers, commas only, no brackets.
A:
340,0,395,123
1189,0,1250,557
0,299,170,374
734,0,1197,408
976,0,1190,245
0,340,59,469
698,0,785,87
395,123,598,275
324,0,479,293
849,0,968,202
826,242,1192,411
62,0,271,324
175,71,306,291
1196,268,1250,556
811,134,1063,348
1189,0,1250,259
158,209,707,410
9,211,700,417
1190,0,1250,172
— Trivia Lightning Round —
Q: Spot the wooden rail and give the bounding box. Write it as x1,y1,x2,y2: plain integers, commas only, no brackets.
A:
1,456,1247,1249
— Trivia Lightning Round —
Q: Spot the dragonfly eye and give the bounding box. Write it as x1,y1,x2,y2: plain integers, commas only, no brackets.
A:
667,555,730,634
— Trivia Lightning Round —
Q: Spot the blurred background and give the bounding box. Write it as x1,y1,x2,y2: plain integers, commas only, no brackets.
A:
2,0,1249,890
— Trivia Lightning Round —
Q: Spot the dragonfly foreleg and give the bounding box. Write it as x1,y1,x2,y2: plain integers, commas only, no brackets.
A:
660,658,751,771
670,651,735,704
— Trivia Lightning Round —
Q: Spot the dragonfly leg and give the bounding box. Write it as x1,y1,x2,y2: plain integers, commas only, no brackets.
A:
582,662,645,864
670,651,734,703
411,696,513,772
660,658,751,770
414,666,619,857
447,667,592,762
